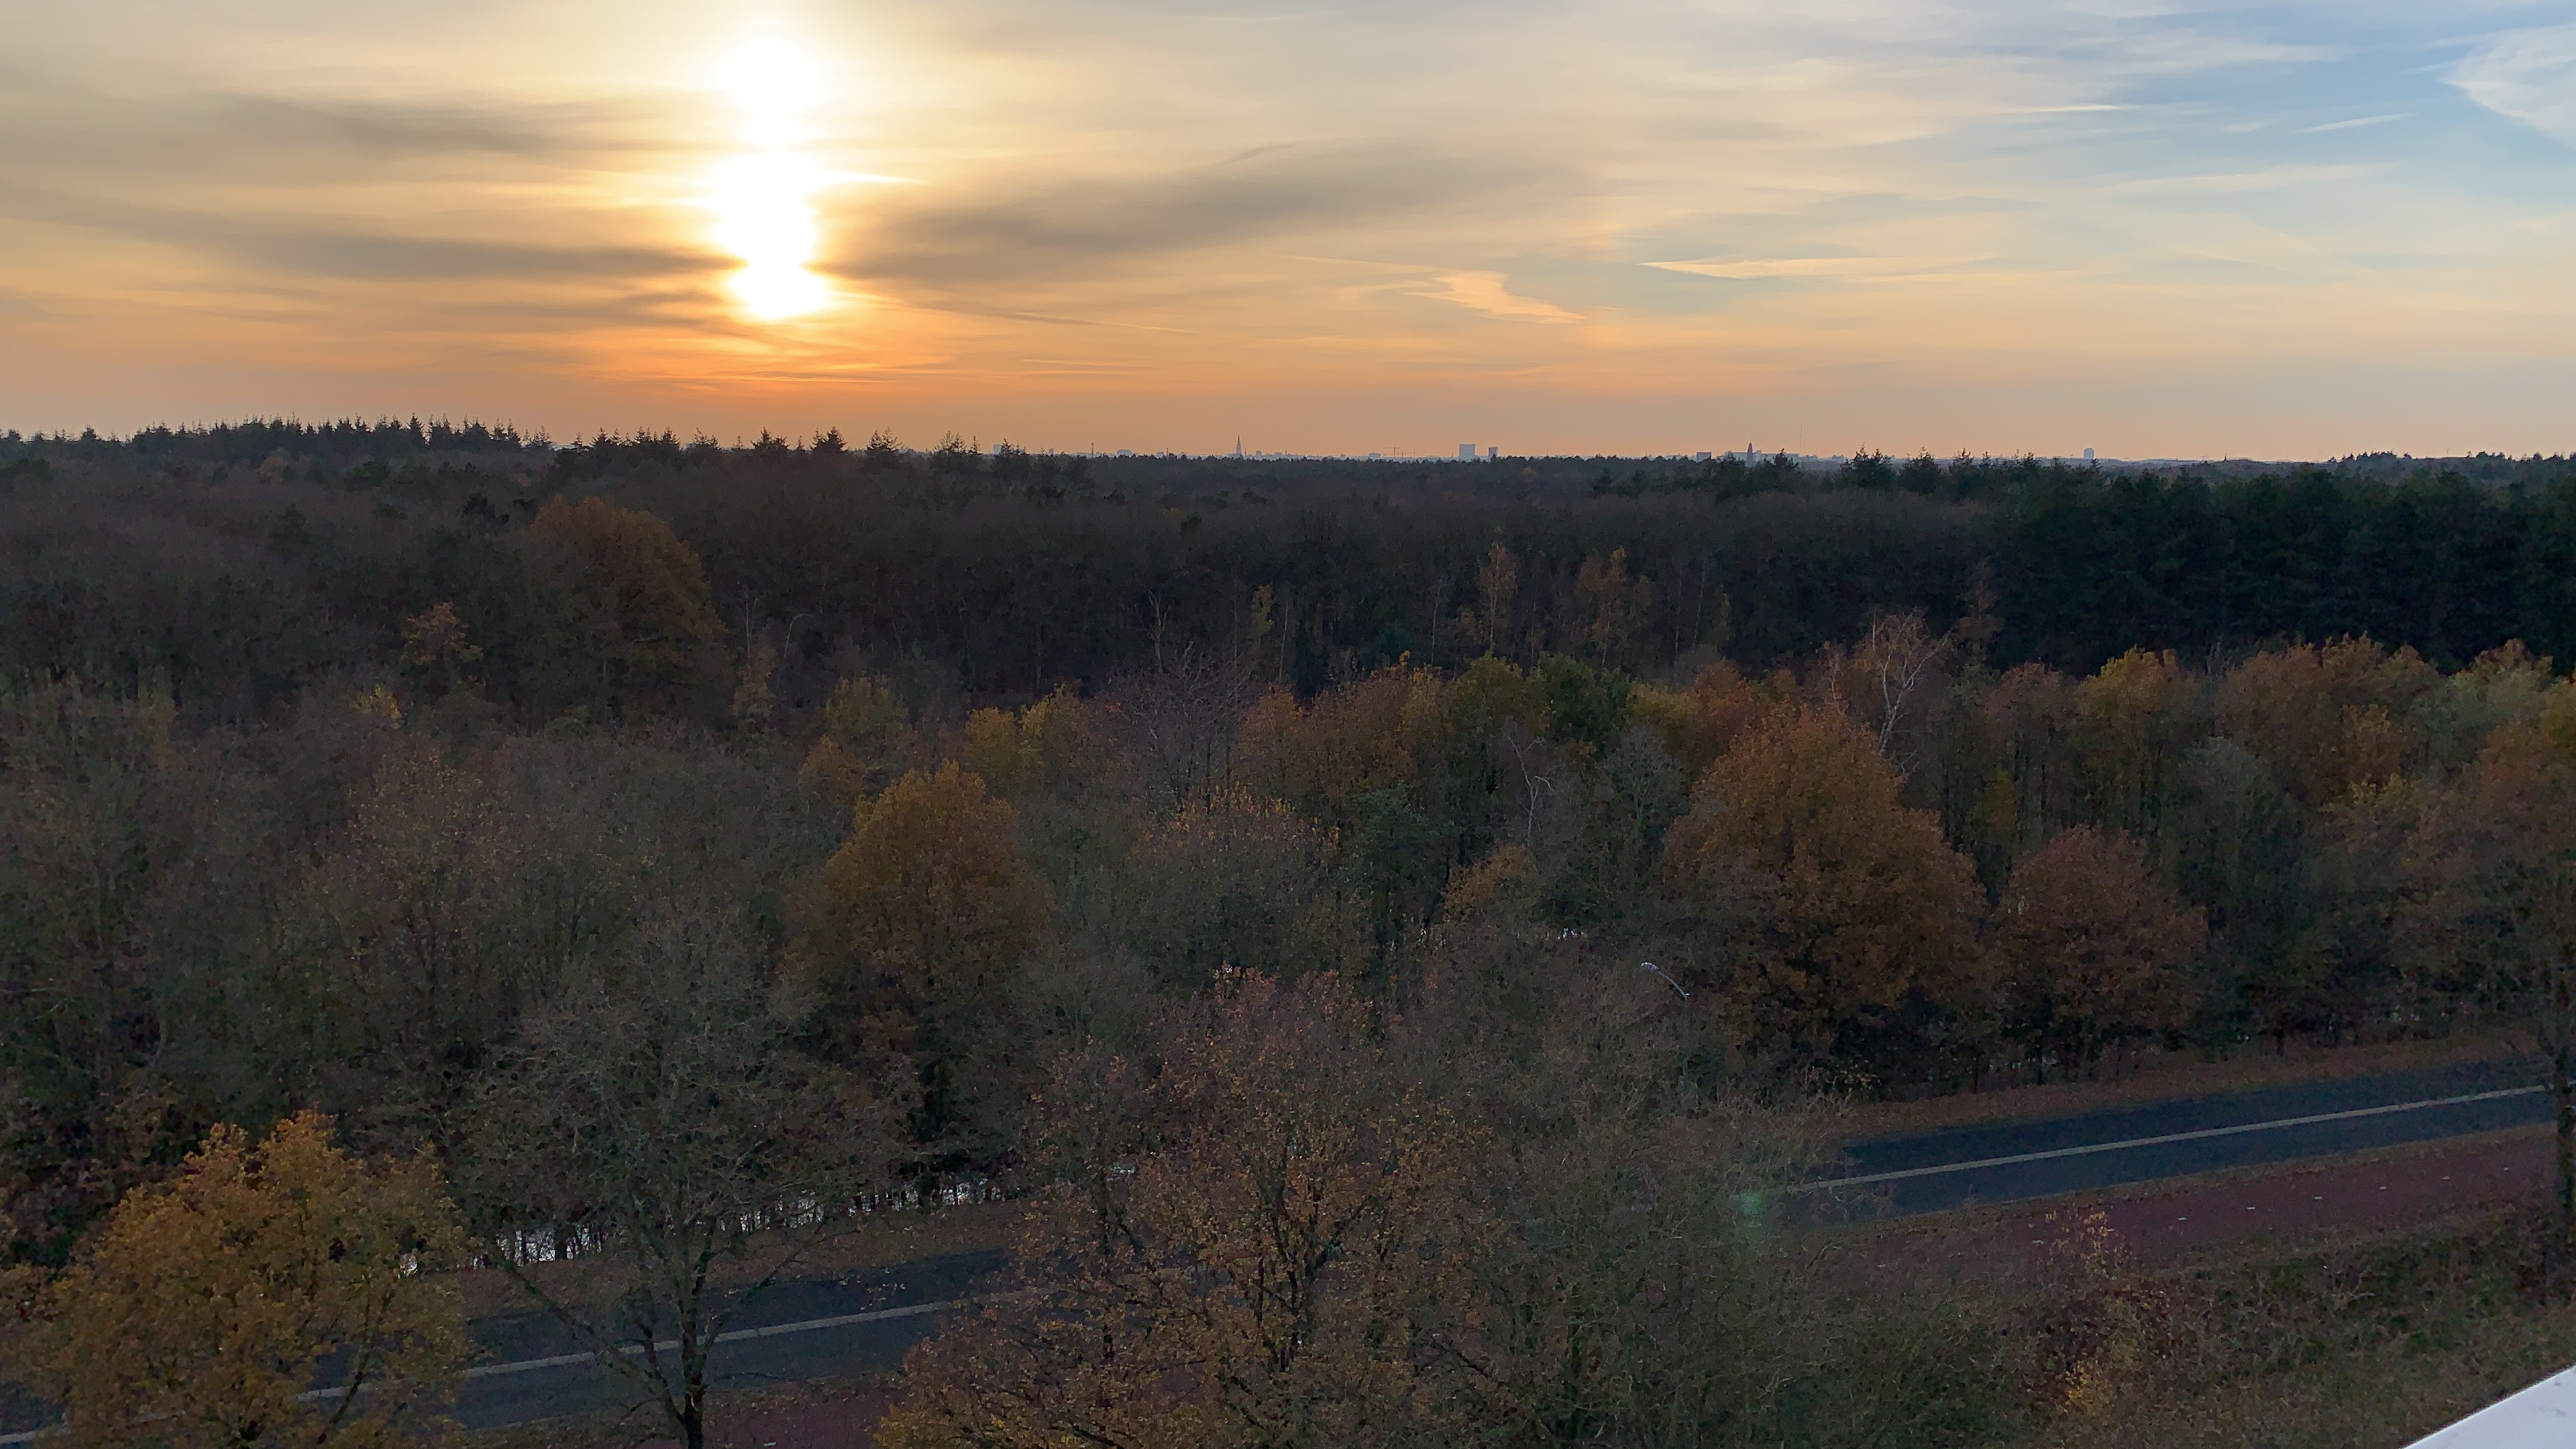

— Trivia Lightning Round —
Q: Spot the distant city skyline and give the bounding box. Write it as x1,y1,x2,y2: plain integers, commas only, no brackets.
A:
4,1,2573,458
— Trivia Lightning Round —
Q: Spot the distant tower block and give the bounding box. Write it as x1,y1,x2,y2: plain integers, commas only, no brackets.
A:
1458,443,1477,461
1486,446,1499,460
2083,448,2096,461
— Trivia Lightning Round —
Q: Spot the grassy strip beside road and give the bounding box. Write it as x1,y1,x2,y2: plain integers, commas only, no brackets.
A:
1841,1030,2533,1140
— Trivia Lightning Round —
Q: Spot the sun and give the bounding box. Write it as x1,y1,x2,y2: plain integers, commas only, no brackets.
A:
708,37,833,321
721,37,822,148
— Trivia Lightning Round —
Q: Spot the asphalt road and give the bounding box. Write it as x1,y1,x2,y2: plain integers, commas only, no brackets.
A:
449,1248,1006,1434
5,1061,2556,1442
0,1250,1007,1444
1804,1058,2553,1219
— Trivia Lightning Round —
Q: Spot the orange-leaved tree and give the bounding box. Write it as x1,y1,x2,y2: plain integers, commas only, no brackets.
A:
2071,648,2207,839
1662,700,1987,1071
879,973,1492,1449
524,495,720,716
800,674,916,806
2215,637,2435,806
1992,825,2205,1080
21,1110,467,1449
791,763,1052,1150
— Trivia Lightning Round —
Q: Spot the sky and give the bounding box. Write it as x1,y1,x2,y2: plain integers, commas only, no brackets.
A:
3,1,2574,458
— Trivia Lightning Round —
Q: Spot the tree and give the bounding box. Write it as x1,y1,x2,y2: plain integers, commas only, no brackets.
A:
2398,725,2576,1281
799,674,916,806
1574,546,1652,668
2072,648,2206,839
729,636,777,737
1122,786,1360,987
960,686,1102,802
1993,826,2204,1079
280,745,535,1120
1630,659,1772,786
524,495,720,714
2216,638,2434,807
2170,739,2313,1045
462,918,898,1449
396,601,482,700
1662,701,1988,1075
789,763,1052,1150
19,1111,467,1449
879,974,1492,1449
1819,610,1951,772
1452,965,2019,1449
1473,539,1519,658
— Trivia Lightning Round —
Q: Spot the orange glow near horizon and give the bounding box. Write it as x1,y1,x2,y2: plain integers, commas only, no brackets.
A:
3,4,2575,455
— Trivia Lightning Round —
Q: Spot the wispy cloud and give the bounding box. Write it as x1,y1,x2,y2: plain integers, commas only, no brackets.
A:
1645,255,1986,280
2452,23,2576,150
2297,113,2411,134
1424,272,1583,323
831,144,1559,294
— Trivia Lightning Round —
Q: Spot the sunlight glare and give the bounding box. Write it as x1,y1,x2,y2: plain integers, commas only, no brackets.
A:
722,37,824,148
708,36,833,321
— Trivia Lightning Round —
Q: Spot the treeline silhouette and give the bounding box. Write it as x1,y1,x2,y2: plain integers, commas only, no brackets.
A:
5,425,2576,716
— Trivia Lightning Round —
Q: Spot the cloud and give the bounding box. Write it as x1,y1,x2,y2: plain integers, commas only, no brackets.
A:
0,81,668,182
0,178,698,283
1645,255,1984,279
831,144,1561,290
1423,271,1582,323
2295,113,2410,134
2452,23,2576,149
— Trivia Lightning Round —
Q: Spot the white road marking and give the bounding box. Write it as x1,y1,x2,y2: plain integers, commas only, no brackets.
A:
1794,1084,2547,1193
0,1298,970,1444
466,1297,961,1379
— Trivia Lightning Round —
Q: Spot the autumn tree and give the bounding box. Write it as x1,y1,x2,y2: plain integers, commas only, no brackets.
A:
1993,826,2206,1079
278,745,535,1128
961,686,1102,802
1453,965,2020,1448
462,916,898,1449
799,673,916,806
396,600,482,700
2413,641,2557,768
2398,724,2576,1279
19,1111,467,1449
2216,638,2435,806
1574,546,1652,668
1240,665,1451,954
790,763,1052,1150
1662,701,1988,1075
1630,659,1773,786
729,635,777,736
879,973,1493,1449
1122,786,1361,987
2072,648,2207,839
1818,610,1951,773
524,494,720,715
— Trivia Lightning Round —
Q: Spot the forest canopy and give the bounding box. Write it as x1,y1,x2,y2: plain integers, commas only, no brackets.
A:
7,421,2576,1444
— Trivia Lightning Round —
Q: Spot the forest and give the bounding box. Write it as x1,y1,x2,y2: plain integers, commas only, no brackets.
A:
7,421,2576,1448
